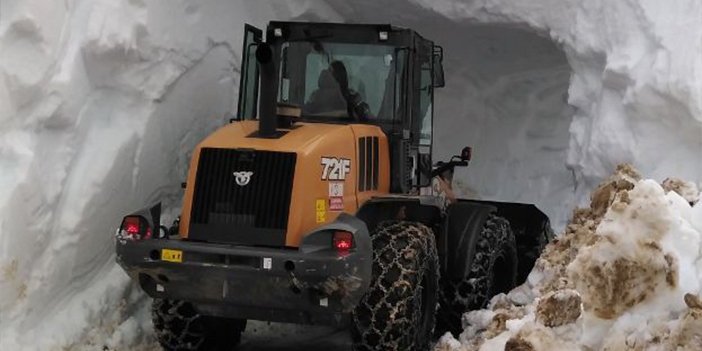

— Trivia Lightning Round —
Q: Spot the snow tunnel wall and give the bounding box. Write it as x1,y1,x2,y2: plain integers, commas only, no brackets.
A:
1,0,702,349
431,24,575,228
0,1,298,348
288,1,578,226
294,0,702,227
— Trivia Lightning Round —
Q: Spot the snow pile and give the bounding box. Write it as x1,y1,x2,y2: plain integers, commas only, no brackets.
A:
435,165,702,351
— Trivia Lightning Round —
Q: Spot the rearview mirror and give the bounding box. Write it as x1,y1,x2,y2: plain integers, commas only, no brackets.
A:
461,146,472,161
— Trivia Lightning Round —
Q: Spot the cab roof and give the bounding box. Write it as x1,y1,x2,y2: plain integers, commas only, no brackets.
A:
266,21,432,47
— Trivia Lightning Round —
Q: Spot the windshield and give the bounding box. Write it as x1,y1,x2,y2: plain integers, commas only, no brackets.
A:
277,42,401,121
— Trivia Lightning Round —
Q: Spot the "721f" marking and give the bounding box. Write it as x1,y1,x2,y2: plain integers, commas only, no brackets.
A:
321,157,351,181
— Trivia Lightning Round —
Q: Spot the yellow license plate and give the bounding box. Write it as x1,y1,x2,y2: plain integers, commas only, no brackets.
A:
161,249,183,263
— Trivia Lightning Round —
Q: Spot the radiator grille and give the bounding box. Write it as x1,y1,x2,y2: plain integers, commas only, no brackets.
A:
189,148,296,246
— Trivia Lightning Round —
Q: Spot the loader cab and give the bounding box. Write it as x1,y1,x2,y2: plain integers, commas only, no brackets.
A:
237,21,445,193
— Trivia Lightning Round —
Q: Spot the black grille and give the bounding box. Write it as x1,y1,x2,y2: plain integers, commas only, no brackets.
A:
189,148,296,246
358,137,379,192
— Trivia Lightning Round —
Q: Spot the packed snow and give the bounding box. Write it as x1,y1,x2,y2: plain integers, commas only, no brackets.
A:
0,0,701,350
435,165,702,351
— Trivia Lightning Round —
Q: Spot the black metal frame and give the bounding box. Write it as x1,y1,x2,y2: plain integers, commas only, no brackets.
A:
115,213,373,326
265,22,415,129
266,21,413,47
237,24,263,120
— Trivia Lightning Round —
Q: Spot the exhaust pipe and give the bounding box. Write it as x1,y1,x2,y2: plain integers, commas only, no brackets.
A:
256,43,278,138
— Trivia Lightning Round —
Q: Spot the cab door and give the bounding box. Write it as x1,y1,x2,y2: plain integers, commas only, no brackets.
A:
237,24,263,120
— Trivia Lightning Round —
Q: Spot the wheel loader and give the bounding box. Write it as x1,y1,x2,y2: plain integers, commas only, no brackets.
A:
115,21,553,351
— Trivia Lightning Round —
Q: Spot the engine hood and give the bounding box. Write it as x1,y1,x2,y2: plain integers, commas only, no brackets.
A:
179,119,390,247
197,120,353,153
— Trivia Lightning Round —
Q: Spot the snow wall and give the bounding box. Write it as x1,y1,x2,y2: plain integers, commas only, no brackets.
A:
0,0,700,349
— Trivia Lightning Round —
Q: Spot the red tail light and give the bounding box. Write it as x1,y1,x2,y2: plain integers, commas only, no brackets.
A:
122,216,151,241
333,231,354,251
125,217,140,237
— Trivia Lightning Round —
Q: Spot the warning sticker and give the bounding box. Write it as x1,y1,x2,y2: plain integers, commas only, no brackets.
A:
316,199,326,223
329,182,344,211
263,257,272,270
329,182,343,197
329,197,344,211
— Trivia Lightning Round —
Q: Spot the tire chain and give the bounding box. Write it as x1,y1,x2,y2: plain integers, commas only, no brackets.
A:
152,299,206,351
436,215,514,336
352,221,439,351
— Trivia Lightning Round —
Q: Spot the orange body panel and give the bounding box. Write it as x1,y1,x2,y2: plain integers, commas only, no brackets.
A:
179,120,390,247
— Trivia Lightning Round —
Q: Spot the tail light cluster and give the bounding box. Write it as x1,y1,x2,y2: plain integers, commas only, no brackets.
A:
333,231,354,252
121,216,152,241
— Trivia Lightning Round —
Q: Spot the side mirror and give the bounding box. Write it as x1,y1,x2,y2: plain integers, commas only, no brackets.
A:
461,146,472,161
433,46,445,88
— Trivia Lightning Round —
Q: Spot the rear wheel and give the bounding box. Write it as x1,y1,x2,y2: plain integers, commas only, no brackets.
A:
436,214,518,336
152,299,246,351
351,221,439,351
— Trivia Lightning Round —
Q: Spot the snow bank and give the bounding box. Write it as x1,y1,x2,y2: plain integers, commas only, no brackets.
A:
2,0,702,349
435,165,702,350
0,1,297,349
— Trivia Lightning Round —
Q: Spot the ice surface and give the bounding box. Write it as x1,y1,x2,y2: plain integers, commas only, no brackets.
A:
1,0,701,349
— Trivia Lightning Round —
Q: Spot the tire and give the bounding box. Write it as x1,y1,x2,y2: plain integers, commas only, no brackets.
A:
351,221,440,351
436,214,518,336
152,299,246,351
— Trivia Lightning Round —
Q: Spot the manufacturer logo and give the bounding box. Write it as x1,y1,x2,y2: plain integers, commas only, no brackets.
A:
321,157,351,181
233,171,253,186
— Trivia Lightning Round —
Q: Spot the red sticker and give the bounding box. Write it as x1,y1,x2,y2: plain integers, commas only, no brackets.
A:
329,197,344,211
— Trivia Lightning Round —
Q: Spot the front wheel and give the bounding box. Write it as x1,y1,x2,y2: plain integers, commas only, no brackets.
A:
152,299,246,351
436,214,518,336
351,221,440,351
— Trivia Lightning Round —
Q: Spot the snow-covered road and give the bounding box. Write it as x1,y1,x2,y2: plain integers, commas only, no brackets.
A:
238,323,350,351
130,323,350,351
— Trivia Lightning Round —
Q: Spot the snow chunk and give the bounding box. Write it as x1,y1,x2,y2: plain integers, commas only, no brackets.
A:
535,289,582,327
568,179,679,320
662,178,700,205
